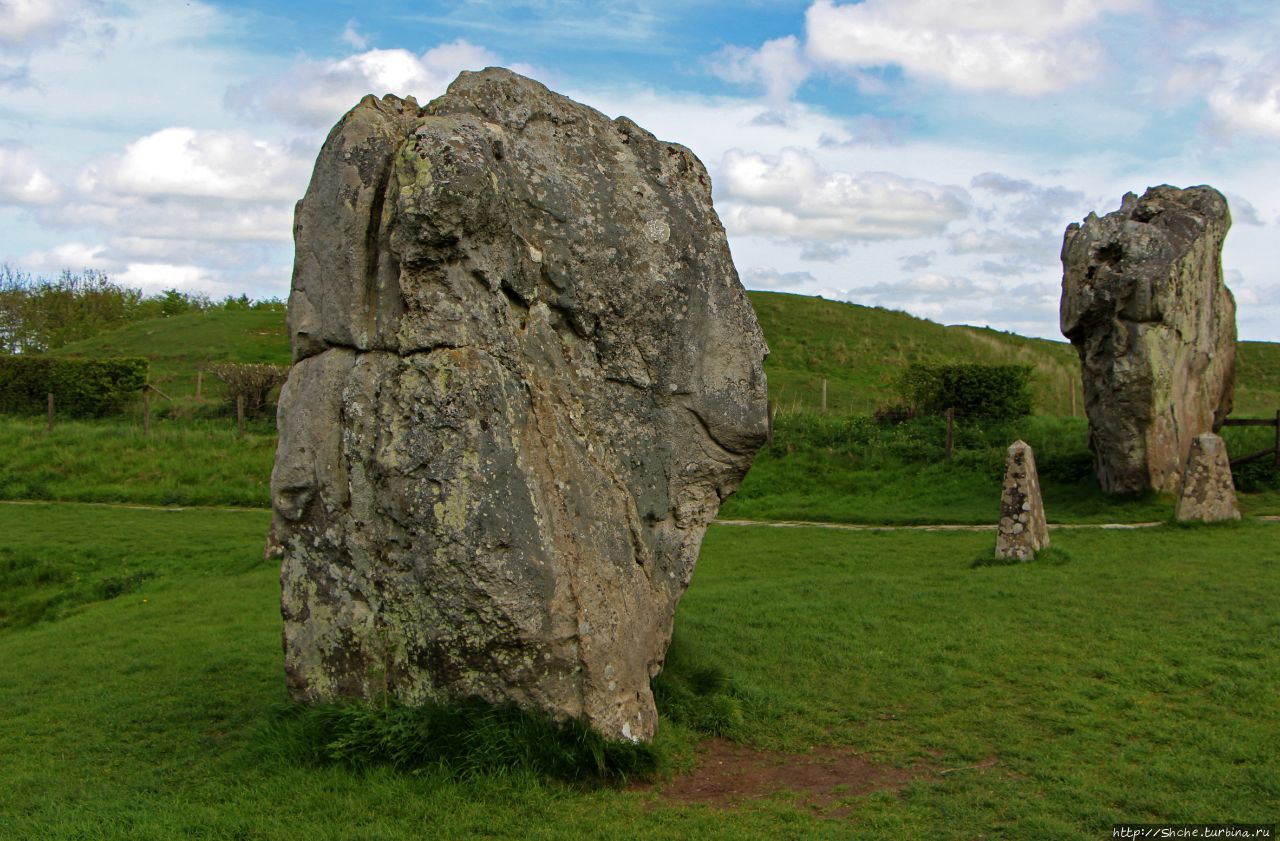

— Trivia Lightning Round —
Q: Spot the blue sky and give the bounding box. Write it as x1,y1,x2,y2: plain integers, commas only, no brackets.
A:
3,0,1279,340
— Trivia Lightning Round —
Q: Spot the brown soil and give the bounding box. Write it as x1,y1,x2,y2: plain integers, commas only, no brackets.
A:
646,738,949,812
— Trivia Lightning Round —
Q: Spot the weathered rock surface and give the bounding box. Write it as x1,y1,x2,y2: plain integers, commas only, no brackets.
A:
995,440,1049,562
1060,185,1236,494
1174,433,1240,522
271,68,769,743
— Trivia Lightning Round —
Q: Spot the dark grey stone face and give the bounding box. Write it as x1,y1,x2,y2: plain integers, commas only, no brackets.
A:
1060,185,1236,495
272,68,768,742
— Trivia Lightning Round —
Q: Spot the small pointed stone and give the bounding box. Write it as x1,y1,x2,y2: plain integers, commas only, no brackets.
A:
1174,433,1241,522
995,440,1049,561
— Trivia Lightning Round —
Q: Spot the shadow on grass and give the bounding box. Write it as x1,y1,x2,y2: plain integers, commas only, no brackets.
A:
260,695,661,785
970,546,1074,568
258,637,755,787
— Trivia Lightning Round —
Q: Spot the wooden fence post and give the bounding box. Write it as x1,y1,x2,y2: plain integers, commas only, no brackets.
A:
143,388,152,437
821,378,828,414
945,407,954,460
1069,371,1077,417
766,399,774,446
46,392,54,432
236,394,246,438
195,368,204,401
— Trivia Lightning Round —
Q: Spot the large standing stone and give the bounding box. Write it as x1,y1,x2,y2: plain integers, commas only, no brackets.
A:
271,68,769,743
995,440,1049,561
1174,433,1241,522
1060,186,1236,494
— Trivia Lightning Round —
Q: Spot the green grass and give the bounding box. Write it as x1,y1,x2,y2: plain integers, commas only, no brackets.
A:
749,291,1280,418
5,408,1280,523
50,307,290,401
2,503,1276,839
0,415,276,507
39,291,1280,417
267,696,662,784
721,412,1280,524
1236,340,1280,415
6,292,1280,522
749,291,1082,416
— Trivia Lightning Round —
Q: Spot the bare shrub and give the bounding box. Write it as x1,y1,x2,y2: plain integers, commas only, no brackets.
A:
210,362,287,417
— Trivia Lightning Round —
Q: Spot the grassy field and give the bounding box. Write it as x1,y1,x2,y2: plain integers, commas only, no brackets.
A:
44,291,1280,419
15,290,1280,520
722,411,1280,524
50,307,291,403
7,293,1279,836
2,503,1276,839
0,416,276,507
7,408,1277,523
749,291,1080,416
749,291,1280,417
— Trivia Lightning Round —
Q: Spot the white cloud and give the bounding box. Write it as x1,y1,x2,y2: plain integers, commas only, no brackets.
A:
15,125,304,297
19,241,107,273
18,237,290,299
710,35,810,105
804,0,1147,96
113,261,214,294
819,115,910,148
0,144,60,204
226,41,501,128
969,171,1087,229
900,251,935,271
1226,193,1265,226
78,127,310,202
0,0,98,48
0,0,113,93
799,241,849,262
862,272,980,302
26,127,309,262
1207,61,1280,140
949,228,1062,275
0,61,30,88
741,266,816,290
717,147,970,241
341,20,369,50
42,197,294,244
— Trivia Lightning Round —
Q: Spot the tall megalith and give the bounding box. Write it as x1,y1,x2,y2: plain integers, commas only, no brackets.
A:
271,68,769,743
1060,186,1236,494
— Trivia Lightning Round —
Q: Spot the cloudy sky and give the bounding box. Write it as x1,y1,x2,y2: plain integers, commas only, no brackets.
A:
2,0,1278,340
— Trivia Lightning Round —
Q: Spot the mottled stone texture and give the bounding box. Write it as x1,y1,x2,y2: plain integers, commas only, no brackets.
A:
1061,185,1236,494
271,68,769,743
995,441,1049,562
1175,433,1240,522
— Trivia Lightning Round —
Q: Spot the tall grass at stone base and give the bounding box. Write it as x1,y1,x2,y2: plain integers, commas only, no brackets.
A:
261,697,664,784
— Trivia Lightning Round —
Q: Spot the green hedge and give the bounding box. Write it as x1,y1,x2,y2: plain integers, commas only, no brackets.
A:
0,355,148,417
897,362,1034,419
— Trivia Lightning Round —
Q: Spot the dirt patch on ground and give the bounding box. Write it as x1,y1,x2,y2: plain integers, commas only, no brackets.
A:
647,738,949,812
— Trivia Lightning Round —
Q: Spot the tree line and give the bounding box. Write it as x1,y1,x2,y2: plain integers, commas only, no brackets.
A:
0,265,283,354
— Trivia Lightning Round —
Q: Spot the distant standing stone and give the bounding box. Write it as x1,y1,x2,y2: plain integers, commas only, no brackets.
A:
995,440,1050,561
1175,433,1241,522
1060,185,1236,495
